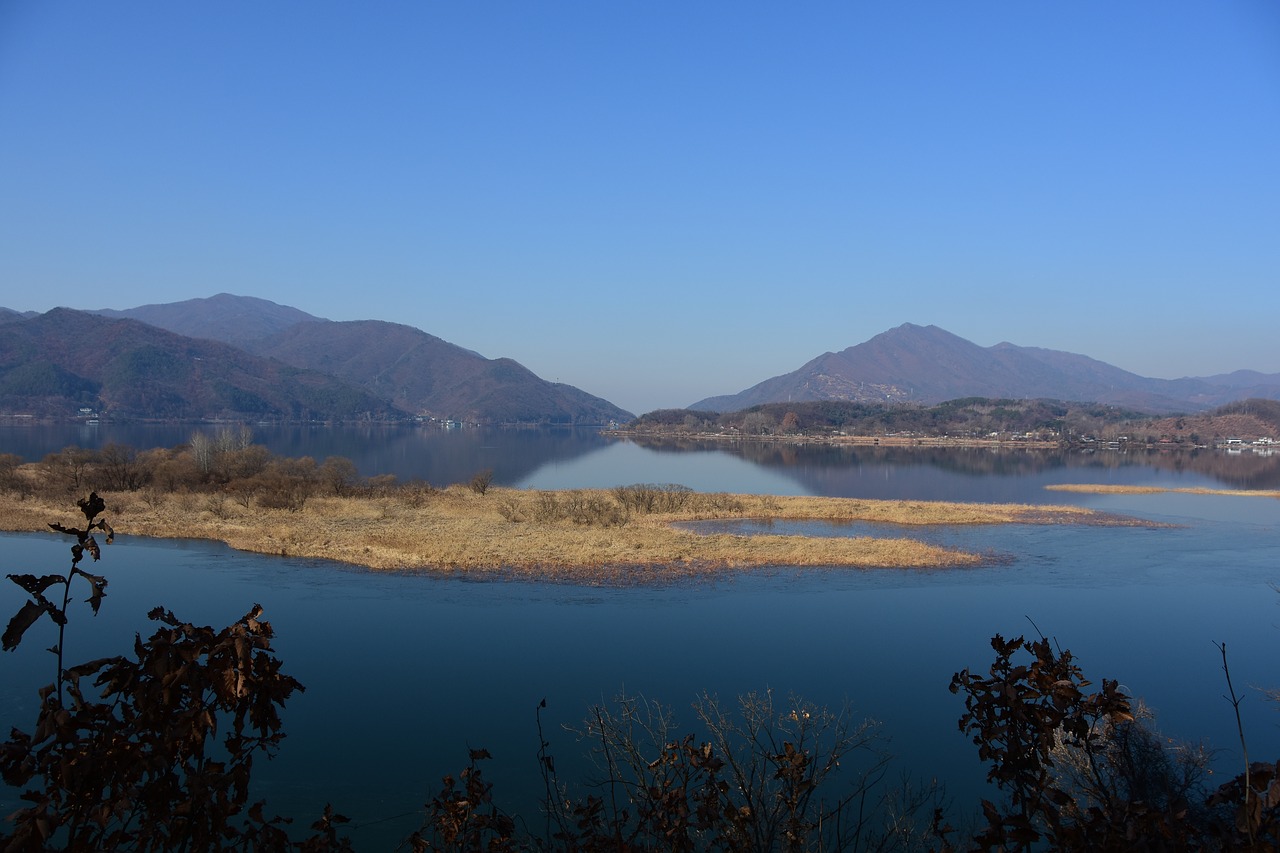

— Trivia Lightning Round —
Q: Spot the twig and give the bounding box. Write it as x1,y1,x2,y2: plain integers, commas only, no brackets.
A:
1216,641,1253,848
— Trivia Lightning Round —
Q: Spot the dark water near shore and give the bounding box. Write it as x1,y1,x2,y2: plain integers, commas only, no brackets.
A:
1,424,1278,846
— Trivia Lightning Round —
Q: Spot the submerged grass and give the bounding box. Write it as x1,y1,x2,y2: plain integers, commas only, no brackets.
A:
0,487,1149,579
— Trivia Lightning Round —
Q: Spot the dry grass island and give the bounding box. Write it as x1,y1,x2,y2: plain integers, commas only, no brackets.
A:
1045,483,1280,498
0,484,1155,582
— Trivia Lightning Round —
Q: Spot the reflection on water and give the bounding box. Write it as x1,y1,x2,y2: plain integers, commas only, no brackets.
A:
3,424,1279,498
2,488,1277,847
2,425,1277,844
622,436,1280,495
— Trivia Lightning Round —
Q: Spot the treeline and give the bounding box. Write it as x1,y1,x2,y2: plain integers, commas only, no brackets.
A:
0,427,439,512
629,398,1150,440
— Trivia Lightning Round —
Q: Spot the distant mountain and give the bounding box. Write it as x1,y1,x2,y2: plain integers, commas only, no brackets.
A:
691,323,1280,414
0,309,398,420
1,294,633,424
93,293,324,346
0,307,39,324
243,319,631,425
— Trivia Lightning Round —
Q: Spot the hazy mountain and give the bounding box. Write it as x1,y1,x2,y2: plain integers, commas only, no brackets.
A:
8,291,622,419
691,323,1279,414
93,293,324,345
244,319,632,424
0,309,398,420
5,293,633,424
0,307,39,324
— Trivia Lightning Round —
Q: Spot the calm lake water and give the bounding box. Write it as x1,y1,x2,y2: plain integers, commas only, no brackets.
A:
1,424,1278,846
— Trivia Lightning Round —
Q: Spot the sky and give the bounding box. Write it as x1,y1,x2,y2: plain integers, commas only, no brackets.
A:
1,1,1277,416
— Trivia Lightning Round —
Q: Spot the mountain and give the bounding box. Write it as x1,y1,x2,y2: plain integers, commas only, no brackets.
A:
0,307,39,324
0,309,399,420
243,319,631,424
1,294,633,424
93,293,323,346
691,323,1279,414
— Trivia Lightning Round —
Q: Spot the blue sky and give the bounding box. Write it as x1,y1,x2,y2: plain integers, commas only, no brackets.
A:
2,1,1277,415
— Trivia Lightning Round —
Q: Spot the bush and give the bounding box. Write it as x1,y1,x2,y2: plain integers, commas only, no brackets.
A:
252,457,318,511
0,494,348,850
0,452,30,497
469,468,495,496
612,483,694,514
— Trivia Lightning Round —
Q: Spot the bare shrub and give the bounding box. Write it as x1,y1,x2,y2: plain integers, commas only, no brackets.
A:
319,456,360,497
469,468,494,496
148,449,202,492
252,457,317,512
98,442,148,491
172,489,199,514
399,479,438,508
41,446,95,493
613,483,693,514
226,478,259,509
531,491,562,523
221,444,270,482
692,491,746,514
365,473,398,498
0,453,31,498
496,498,525,523
203,492,230,520
563,490,627,527
549,690,904,851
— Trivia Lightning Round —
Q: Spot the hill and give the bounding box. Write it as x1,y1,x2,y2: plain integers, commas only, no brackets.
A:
0,307,39,324
1138,399,1280,444
0,309,398,421
93,293,324,346
691,324,1280,414
1,294,633,424
243,319,631,424
630,397,1280,446
632,398,1149,440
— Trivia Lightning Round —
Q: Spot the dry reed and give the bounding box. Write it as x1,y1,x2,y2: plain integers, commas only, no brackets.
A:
1044,484,1280,498
0,487,1147,579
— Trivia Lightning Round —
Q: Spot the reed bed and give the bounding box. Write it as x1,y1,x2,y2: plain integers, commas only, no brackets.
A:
0,487,1143,579
1044,484,1280,498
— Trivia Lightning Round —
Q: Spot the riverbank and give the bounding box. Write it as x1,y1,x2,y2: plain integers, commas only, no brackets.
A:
0,488,1158,580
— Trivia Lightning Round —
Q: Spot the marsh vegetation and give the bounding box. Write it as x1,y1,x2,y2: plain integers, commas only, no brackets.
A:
0,438,1151,577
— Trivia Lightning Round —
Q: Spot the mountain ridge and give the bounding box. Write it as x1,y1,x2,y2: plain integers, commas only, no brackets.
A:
0,296,632,424
242,319,630,424
0,309,399,421
92,293,326,346
691,323,1279,414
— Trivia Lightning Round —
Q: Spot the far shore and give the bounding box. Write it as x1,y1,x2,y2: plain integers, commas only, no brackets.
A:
606,429,1065,449
0,488,1159,582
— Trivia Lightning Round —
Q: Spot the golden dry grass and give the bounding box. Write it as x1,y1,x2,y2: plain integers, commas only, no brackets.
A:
1044,484,1280,498
0,487,1145,579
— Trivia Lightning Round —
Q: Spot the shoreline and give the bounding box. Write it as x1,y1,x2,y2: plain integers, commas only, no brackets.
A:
605,430,1065,449
0,488,1159,581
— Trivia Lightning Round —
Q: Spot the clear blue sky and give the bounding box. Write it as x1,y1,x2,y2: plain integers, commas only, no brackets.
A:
2,1,1277,415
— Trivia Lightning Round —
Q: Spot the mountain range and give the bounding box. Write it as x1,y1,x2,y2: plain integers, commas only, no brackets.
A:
691,324,1280,414
0,295,631,424
3,297,1276,422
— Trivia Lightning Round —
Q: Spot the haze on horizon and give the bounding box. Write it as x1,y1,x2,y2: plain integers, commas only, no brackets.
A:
1,1,1277,416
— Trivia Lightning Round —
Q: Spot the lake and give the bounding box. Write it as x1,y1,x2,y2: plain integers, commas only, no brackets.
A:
1,424,1278,846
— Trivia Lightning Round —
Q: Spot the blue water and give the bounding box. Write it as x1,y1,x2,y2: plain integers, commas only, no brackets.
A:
2,487,1277,847
1,427,1278,845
